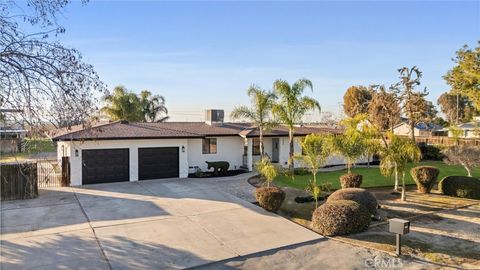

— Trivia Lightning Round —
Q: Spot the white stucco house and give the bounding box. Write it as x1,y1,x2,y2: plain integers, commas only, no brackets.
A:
393,121,442,137
444,116,480,138
52,110,343,186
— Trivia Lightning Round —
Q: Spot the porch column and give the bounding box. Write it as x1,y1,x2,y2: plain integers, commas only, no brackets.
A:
247,138,253,171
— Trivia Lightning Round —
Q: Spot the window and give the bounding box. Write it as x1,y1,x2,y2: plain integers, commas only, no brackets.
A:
202,138,217,154
252,138,261,155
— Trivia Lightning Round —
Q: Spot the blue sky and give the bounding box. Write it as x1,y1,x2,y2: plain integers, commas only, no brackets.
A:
57,1,479,121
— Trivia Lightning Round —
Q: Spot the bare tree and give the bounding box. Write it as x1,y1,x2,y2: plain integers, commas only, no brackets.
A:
0,1,106,135
391,67,436,141
443,146,480,177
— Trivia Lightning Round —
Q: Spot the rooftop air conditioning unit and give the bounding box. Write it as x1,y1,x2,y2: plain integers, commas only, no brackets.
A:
205,109,224,126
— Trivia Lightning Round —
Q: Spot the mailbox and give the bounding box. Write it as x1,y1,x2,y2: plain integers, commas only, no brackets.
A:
389,218,410,235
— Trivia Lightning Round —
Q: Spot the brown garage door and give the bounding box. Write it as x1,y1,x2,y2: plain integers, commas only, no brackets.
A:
138,147,179,180
82,149,129,185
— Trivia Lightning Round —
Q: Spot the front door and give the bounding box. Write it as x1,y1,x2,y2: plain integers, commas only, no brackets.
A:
272,138,279,163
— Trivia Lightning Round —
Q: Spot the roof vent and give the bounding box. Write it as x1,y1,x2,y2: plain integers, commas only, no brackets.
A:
205,109,224,126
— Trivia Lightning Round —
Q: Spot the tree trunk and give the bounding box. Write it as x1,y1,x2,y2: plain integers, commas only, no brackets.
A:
289,128,294,175
367,155,371,168
410,121,415,142
401,172,406,201
394,163,399,191
259,129,264,158
465,166,472,177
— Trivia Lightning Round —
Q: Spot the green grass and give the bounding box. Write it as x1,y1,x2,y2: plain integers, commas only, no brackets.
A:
0,138,56,162
23,138,56,153
275,161,480,190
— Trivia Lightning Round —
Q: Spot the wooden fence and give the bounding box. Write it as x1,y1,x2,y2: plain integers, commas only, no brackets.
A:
1,163,38,200
413,136,480,146
1,157,70,200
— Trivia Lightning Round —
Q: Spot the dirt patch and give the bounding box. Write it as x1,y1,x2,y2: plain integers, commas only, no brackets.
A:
278,187,319,222
340,197,480,269
341,212,480,269
247,176,263,188
271,184,480,269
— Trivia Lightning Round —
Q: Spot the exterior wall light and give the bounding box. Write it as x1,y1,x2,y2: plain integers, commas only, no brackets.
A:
75,149,79,157
181,146,185,152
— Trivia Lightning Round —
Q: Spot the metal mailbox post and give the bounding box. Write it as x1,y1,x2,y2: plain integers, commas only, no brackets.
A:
389,218,410,256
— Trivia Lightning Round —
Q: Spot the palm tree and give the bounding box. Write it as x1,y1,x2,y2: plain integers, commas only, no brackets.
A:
330,115,368,173
295,134,330,207
356,115,381,168
256,157,278,188
230,85,277,157
379,134,421,201
139,90,168,122
272,78,321,174
101,86,143,121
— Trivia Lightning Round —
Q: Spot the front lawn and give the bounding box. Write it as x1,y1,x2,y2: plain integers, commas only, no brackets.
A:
275,161,480,190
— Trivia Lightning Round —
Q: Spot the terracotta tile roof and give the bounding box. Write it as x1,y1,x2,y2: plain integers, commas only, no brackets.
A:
52,121,341,141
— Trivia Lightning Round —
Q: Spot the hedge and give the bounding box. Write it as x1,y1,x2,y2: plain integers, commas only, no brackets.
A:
410,166,440,193
439,176,480,199
312,200,371,236
255,186,286,212
327,188,378,215
340,173,362,188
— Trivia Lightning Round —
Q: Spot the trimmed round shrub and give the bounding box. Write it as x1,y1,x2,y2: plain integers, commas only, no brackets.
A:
410,166,440,193
439,176,480,200
255,186,286,212
312,200,371,236
327,188,377,215
340,173,363,188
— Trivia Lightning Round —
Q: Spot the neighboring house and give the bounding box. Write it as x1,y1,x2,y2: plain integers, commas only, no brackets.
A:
52,109,343,186
393,121,442,137
445,116,480,138
0,123,27,154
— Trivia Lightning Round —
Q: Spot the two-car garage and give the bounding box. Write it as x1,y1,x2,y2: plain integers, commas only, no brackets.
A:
81,147,180,185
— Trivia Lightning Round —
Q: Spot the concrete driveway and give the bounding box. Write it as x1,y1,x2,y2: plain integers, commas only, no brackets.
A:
1,175,321,269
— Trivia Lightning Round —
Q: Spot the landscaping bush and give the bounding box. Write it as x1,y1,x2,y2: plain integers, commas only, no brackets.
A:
418,143,444,161
410,166,440,193
293,167,310,176
255,186,286,212
439,176,480,200
340,173,362,188
327,188,378,214
312,200,371,236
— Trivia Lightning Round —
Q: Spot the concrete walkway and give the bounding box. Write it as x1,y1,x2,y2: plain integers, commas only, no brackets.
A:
1,174,319,269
